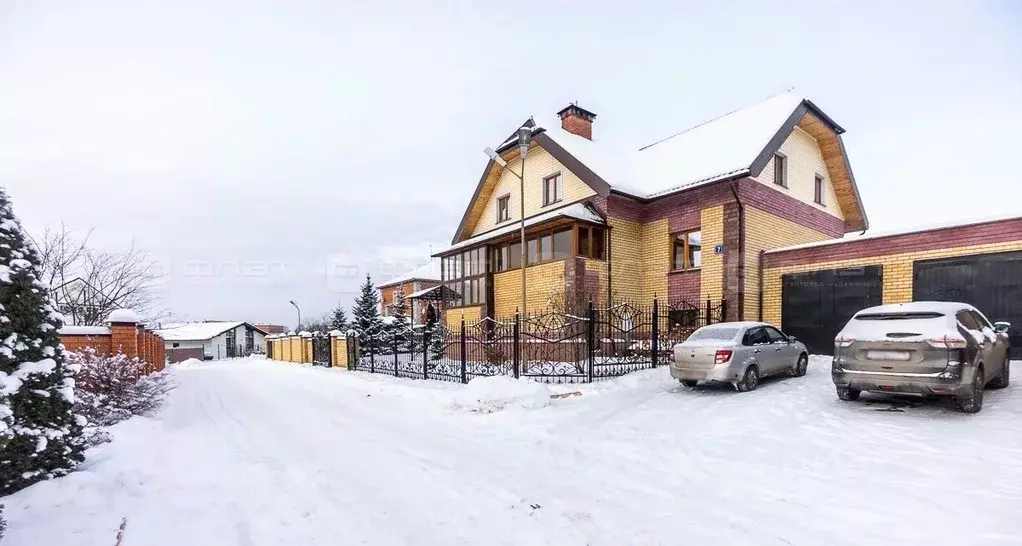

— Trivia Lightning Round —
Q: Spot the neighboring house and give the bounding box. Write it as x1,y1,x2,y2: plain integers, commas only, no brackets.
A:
254,324,287,335
156,321,268,362
50,277,116,326
377,261,441,324
433,92,867,324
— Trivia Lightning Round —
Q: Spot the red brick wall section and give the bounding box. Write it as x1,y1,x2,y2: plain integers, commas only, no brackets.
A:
763,217,1022,269
561,114,592,140
58,327,166,372
60,335,112,356
667,270,700,303
736,178,845,237
722,202,742,319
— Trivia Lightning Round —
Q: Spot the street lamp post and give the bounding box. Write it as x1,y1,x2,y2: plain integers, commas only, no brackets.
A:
289,300,301,331
484,126,532,321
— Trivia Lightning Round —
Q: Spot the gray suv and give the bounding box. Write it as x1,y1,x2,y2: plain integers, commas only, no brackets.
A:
832,302,1011,413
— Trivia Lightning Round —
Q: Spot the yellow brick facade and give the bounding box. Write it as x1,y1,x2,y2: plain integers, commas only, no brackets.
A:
699,206,725,302
744,206,833,318
607,215,644,303
470,146,596,236
641,218,670,300
445,305,482,328
753,125,844,221
331,336,348,368
762,240,1022,326
492,260,566,317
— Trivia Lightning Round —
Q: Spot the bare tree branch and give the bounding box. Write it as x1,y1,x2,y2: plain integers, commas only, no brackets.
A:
32,226,172,326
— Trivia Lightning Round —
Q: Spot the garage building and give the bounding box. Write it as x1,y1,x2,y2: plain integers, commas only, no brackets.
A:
760,215,1022,355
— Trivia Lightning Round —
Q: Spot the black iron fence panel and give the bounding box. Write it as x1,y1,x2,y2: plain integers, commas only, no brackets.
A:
339,298,725,385
520,309,589,383
311,333,332,366
425,323,464,383
464,317,517,380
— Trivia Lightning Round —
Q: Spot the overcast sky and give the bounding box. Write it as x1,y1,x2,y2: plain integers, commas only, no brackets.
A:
1,0,1020,327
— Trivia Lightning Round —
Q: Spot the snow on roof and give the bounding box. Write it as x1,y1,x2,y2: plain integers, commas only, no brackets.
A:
156,321,245,341
765,212,1022,254
536,92,808,199
58,326,111,336
406,285,441,299
378,260,442,289
439,202,603,256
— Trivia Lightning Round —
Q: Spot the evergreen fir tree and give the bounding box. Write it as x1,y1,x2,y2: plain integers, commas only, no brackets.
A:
351,274,382,349
388,285,411,351
329,305,349,332
0,188,84,494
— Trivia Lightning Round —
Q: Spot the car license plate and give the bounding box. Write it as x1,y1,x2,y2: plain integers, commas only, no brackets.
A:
867,350,911,361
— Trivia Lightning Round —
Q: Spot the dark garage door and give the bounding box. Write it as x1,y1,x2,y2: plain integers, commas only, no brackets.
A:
782,265,883,355
913,251,1022,357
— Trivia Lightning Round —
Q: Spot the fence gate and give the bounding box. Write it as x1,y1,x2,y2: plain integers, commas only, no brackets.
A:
311,332,332,366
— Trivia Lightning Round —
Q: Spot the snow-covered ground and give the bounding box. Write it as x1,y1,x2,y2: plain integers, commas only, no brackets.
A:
4,356,1021,545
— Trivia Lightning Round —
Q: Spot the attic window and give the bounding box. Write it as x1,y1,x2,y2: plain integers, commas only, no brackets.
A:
773,153,787,187
496,194,510,222
814,174,825,205
543,173,563,206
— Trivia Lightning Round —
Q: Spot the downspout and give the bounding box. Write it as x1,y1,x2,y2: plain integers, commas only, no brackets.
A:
757,249,765,322
606,228,613,306
728,181,745,321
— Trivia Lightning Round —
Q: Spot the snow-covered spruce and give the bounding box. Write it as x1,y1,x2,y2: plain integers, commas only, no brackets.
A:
386,285,412,351
0,188,84,494
351,274,383,352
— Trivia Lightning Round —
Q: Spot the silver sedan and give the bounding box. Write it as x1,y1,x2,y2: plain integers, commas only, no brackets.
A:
671,322,809,392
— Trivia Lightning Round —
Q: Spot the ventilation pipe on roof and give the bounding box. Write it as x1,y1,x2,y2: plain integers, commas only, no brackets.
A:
557,103,596,140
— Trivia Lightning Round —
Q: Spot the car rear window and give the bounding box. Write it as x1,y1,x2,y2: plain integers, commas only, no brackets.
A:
689,327,740,341
854,312,944,321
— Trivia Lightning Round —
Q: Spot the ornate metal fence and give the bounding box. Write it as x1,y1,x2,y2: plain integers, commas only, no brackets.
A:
345,298,726,384
311,332,332,366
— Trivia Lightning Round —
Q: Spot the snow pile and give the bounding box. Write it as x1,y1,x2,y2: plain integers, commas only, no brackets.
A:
449,376,551,414
173,358,204,368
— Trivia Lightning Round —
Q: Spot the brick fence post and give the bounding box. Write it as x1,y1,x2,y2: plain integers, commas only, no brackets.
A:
108,309,139,360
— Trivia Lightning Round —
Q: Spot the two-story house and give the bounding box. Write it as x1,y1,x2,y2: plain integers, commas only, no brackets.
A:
377,261,441,324
433,92,868,326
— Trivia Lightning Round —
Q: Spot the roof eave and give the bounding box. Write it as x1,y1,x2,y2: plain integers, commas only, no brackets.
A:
803,99,845,134
608,170,750,203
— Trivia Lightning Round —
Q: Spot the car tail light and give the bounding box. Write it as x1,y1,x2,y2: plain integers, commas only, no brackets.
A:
714,349,733,364
835,335,855,348
926,336,968,349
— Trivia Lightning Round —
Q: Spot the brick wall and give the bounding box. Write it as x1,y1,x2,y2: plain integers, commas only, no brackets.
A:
602,177,841,312
743,205,834,319
445,305,482,328
761,217,1022,326
491,260,566,318
699,205,725,303
59,322,167,372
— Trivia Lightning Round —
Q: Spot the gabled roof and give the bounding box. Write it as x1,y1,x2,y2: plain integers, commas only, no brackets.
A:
452,92,868,243
377,260,442,289
156,321,267,341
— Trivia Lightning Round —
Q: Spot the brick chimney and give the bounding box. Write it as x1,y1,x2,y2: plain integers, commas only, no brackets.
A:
557,103,597,140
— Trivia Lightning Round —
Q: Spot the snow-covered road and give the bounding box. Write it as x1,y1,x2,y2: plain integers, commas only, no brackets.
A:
5,357,1022,545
